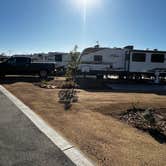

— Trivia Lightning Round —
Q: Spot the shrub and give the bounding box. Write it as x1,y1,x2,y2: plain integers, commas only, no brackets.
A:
58,89,78,110
58,45,80,110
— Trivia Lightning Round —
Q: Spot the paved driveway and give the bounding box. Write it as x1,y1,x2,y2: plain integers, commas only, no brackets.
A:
0,91,75,166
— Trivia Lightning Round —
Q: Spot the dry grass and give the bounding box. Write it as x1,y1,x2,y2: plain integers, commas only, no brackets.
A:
3,81,166,166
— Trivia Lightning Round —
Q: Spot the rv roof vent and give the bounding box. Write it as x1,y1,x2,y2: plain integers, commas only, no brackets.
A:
124,45,134,50
94,41,100,48
113,47,121,50
94,44,100,48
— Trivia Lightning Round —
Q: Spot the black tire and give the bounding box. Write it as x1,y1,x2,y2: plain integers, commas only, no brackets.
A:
0,75,5,78
119,75,124,80
39,70,48,78
96,75,104,80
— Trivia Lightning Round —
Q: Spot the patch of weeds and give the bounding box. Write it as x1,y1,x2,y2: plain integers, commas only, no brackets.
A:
60,80,78,89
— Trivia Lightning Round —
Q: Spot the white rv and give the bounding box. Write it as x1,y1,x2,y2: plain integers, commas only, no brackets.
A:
78,46,166,81
14,52,71,70
31,52,71,70
129,49,166,73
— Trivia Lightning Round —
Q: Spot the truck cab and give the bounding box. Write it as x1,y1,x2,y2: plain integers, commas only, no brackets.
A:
0,57,55,78
1,57,31,75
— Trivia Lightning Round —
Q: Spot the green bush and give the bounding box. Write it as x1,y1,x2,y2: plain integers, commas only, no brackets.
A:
58,45,80,110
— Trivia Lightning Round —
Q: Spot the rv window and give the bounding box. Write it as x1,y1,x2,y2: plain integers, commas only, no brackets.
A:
94,55,102,63
151,54,165,63
132,53,146,62
55,54,62,62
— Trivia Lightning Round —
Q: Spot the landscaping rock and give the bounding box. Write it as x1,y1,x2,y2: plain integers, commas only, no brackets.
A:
120,108,166,143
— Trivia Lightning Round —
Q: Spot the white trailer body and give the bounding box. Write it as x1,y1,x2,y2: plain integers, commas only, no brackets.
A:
14,52,71,69
129,50,166,73
42,52,71,69
79,48,127,73
79,46,166,79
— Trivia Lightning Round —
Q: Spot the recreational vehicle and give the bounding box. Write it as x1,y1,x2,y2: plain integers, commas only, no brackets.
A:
78,45,166,82
14,52,71,70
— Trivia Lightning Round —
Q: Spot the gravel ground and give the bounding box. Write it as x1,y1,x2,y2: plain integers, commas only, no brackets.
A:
2,77,166,166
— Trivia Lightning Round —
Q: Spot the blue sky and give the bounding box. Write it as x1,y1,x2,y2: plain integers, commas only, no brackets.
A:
0,0,166,54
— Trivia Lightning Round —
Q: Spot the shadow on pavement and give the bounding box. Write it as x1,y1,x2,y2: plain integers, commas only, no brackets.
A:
75,78,166,96
0,76,165,95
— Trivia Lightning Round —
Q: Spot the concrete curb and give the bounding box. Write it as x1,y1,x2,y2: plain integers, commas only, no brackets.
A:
0,85,94,166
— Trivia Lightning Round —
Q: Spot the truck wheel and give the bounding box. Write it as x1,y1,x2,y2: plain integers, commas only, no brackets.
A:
0,75,5,78
39,70,48,78
96,75,104,79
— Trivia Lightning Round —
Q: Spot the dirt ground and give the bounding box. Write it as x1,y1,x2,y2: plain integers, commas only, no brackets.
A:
2,77,166,166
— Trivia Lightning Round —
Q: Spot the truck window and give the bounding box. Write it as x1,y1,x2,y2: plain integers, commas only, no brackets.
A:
151,54,165,63
94,55,102,63
55,54,62,62
132,53,146,62
16,58,30,64
7,58,16,65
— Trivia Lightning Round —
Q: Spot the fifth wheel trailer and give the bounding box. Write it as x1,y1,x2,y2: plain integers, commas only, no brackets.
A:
78,46,166,82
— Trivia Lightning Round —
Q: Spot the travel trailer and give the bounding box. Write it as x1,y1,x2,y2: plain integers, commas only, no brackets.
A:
78,45,166,82
31,52,71,70
14,52,71,70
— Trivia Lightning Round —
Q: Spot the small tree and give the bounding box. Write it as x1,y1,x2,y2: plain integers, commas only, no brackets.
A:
58,45,80,110
65,45,80,81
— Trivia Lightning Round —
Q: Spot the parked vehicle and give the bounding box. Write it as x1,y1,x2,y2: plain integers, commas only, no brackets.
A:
14,52,71,75
0,56,55,78
14,52,70,68
0,54,9,63
78,45,166,82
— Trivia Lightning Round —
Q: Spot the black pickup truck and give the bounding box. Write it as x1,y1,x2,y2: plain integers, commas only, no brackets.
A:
0,57,55,78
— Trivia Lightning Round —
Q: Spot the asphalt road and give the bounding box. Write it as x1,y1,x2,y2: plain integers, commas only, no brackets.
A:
0,91,75,166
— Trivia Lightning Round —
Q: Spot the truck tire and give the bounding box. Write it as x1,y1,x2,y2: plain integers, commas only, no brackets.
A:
0,75,5,78
39,70,48,78
96,75,104,79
